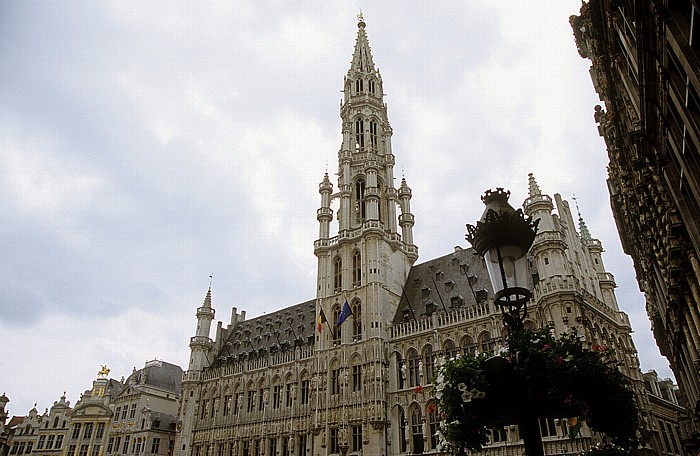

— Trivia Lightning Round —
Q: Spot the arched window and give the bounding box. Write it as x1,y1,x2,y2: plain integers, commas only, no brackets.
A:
368,79,375,94
355,78,364,94
396,353,405,389
352,300,362,339
355,180,366,219
480,332,495,354
398,407,407,453
369,120,378,152
443,340,459,360
423,345,435,384
330,361,341,395
462,336,477,355
352,251,362,287
332,305,342,343
427,401,439,450
354,119,365,151
334,257,342,293
410,406,424,454
351,356,362,393
407,349,420,387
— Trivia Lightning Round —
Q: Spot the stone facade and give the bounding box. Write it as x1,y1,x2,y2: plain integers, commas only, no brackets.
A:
571,0,700,450
173,17,674,456
107,361,182,456
643,370,685,455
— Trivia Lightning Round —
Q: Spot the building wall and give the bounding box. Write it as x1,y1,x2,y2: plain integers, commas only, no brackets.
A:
571,0,700,450
174,15,687,456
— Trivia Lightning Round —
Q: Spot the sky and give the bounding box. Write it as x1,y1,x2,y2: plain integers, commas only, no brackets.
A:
0,1,675,417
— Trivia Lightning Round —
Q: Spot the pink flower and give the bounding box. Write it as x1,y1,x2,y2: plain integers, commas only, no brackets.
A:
541,344,551,351
553,355,565,365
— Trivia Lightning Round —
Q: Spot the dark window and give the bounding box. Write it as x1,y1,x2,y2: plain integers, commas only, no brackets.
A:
246,391,255,413
96,423,105,439
411,408,424,454
354,119,365,151
408,350,420,387
151,438,161,454
71,423,81,439
297,435,307,456
352,251,362,287
223,395,232,416
352,300,362,338
300,379,310,405
329,428,339,454
352,365,362,392
83,423,93,440
331,368,340,395
352,425,362,452
369,120,378,152
334,257,343,293
272,385,282,409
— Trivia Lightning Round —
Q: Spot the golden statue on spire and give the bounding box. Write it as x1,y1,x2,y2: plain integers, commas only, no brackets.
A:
98,365,110,378
357,10,364,23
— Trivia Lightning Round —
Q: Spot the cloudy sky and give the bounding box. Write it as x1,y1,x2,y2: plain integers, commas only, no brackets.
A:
1,1,674,416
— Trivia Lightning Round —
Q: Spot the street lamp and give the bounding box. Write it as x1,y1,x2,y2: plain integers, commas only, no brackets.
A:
466,188,544,456
466,188,538,330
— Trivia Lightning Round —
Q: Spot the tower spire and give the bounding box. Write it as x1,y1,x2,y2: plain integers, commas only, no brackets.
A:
572,194,592,240
350,13,375,75
528,172,542,197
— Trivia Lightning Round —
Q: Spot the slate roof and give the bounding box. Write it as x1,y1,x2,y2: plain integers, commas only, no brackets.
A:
213,299,317,364
393,246,494,325
125,361,183,395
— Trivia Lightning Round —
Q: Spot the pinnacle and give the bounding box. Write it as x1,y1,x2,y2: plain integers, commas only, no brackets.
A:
528,173,542,197
203,287,212,308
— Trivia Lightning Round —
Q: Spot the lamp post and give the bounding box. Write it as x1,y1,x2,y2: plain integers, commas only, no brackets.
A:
466,188,539,330
466,188,543,456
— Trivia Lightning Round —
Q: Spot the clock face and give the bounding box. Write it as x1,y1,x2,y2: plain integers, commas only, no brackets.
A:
176,420,183,432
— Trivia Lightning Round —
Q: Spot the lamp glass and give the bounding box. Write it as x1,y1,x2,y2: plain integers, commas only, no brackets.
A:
484,244,529,297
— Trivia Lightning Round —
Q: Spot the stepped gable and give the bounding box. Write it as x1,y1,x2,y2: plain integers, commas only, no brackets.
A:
393,247,494,325
216,299,316,363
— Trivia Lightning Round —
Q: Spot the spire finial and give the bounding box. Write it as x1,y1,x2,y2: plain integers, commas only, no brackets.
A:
357,10,364,24
572,194,592,240
528,173,542,197
209,274,213,290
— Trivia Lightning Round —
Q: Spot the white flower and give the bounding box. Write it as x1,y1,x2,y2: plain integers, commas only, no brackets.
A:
457,383,468,392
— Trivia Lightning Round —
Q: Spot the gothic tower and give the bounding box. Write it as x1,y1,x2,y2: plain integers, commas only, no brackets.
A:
315,15,418,343
312,15,418,454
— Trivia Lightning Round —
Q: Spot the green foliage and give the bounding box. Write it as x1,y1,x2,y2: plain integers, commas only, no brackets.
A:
435,328,639,452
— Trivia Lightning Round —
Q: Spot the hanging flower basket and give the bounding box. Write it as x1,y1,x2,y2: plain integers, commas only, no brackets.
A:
435,328,639,453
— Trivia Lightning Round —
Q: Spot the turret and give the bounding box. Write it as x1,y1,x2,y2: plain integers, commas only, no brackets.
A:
188,287,215,371
523,173,566,281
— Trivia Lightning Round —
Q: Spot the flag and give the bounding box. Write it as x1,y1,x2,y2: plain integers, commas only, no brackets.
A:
336,299,353,326
317,308,327,333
